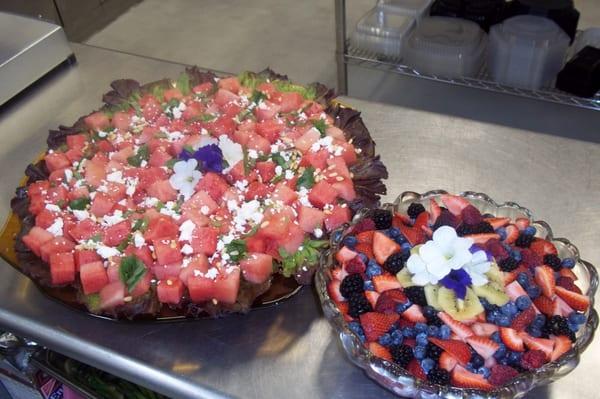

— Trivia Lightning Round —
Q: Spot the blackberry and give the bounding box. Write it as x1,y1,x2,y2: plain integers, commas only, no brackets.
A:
544,315,576,342
426,312,444,327
498,257,519,272
457,222,494,236
515,233,534,248
372,209,393,230
404,286,427,307
407,203,426,219
340,274,364,299
383,252,409,274
347,293,372,318
426,343,443,360
390,344,414,367
427,367,450,385
543,254,562,272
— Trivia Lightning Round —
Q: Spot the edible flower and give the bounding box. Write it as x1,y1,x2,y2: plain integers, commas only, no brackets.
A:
218,135,243,172
180,144,225,173
169,159,202,200
440,269,472,300
462,249,492,287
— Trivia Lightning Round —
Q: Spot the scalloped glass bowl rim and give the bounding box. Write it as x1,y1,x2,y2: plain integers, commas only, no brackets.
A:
316,190,599,398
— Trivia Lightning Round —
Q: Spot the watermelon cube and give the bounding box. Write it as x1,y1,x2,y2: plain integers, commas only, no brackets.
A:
308,180,338,209
49,252,76,285
80,261,109,294
190,227,218,255
22,226,54,256
153,239,183,266
75,250,101,271
157,278,185,304
240,253,274,284
40,237,75,263
99,281,126,309
324,205,351,232
298,206,325,233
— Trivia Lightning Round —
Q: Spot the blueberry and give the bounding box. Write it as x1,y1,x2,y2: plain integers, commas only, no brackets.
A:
480,298,492,310
568,322,580,333
569,312,587,326
401,242,412,251
490,331,501,343
517,272,530,288
416,333,429,346
423,306,436,318
497,315,511,327
333,231,343,243
366,264,382,278
413,345,427,360
439,325,451,340
391,330,404,345
494,344,507,360
512,250,522,262
342,236,357,248
358,253,368,263
471,353,484,369
396,301,412,313
348,321,363,335
428,325,439,337
527,286,541,299
524,226,537,236
533,314,546,328
388,227,401,238
502,303,518,316
516,295,532,310
477,367,491,379
508,351,522,365
467,364,476,373
421,358,435,373
528,326,542,338
415,323,428,334
378,333,392,346
562,258,576,269
403,327,415,338
497,227,507,241
489,309,501,323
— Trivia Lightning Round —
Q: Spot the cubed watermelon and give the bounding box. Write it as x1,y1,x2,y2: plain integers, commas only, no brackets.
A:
90,192,115,217
298,206,325,233
22,226,54,256
99,281,126,309
324,205,351,232
190,227,218,255
240,253,273,284
308,180,338,209
49,252,76,285
40,237,75,263
80,261,109,294
153,239,183,266
157,278,185,304
147,180,178,202
75,250,101,271
103,220,131,247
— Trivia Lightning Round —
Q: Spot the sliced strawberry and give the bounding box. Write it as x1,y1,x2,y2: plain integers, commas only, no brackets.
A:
504,224,519,244
402,304,427,323
441,194,471,216
511,306,536,331
350,218,376,234
520,333,554,360
534,296,556,316
368,342,392,361
439,351,458,372
407,358,427,381
356,230,374,245
398,318,415,329
429,338,471,366
520,248,542,268
372,274,402,293
556,276,582,294
550,335,572,362
429,199,441,225
398,223,425,246
359,312,400,342
534,266,556,298
451,365,494,390
336,301,353,321
466,336,500,360
505,280,529,302
372,231,401,264
335,247,358,264
515,218,530,230
503,265,529,286
438,312,474,340
500,328,524,351
331,267,348,282
465,233,501,245
530,238,558,257
560,268,578,281
484,239,508,260
365,291,380,308
554,296,574,317
354,243,374,260
484,217,510,229
413,211,429,230
472,322,499,337
327,280,345,302
461,205,483,224
375,289,408,314
555,286,590,312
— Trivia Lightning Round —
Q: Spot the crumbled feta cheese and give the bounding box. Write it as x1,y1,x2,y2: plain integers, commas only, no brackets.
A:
125,177,138,197
298,187,312,207
72,210,90,221
179,220,196,242
101,210,125,227
314,228,323,238
107,170,126,184
140,197,159,208
285,169,294,180
133,231,145,248
181,244,194,255
275,165,283,176
45,204,61,212
140,160,148,167
166,130,184,142
97,130,108,138
64,169,73,182
200,205,210,215
46,218,63,236
247,149,258,159
96,245,120,259
205,267,219,279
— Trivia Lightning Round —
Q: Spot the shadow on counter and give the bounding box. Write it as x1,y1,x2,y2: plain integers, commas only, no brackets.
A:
347,65,600,144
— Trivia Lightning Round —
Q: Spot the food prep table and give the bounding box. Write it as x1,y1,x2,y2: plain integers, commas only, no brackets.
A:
0,43,599,399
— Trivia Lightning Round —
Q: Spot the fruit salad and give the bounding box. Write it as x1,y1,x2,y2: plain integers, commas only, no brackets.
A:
10,68,387,319
326,194,592,391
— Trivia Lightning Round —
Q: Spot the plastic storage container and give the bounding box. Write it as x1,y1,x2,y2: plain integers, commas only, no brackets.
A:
556,46,600,98
504,0,579,42
572,28,600,56
377,0,434,21
488,15,570,90
430,0,505,31
403,17,487,78
351,6,415,59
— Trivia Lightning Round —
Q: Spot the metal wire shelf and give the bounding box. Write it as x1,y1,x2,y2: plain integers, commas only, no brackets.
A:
344,43,600,112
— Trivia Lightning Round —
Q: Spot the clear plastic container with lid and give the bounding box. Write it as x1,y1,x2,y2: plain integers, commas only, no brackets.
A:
350,6,415,59
377,0,434,21
488,15,570,90
403,17,487,78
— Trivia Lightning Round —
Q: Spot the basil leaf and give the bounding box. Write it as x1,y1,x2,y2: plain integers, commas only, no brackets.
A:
165,158,178,169
278,239,329,277
225,239,247,263
119,255,147,292
200,113,217,122
182,144,194,153
273,80,316,100
151,86,165,102
311,119,327,137
116,234,132,253
238,71,262,89
127,144,149,167
297,167,316,190
250,90,267,104
69,197,90,210
90,233,102,243
176,72,191,95
132,217,149,232
271,153,286,167
242,146,253,176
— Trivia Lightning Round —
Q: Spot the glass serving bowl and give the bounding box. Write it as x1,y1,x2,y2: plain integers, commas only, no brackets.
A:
315,190,599,398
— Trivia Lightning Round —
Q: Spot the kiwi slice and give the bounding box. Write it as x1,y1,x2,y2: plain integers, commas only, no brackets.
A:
473,282,510,306
438,287,484,321
396,269,415,288
424,284,442,310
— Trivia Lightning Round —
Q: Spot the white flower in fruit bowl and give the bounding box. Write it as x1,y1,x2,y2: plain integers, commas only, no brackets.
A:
463,248,492,286
169,159,202,200
406,226,480,286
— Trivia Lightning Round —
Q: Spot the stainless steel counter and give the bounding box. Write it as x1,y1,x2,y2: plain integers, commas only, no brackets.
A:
0,43,599,399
